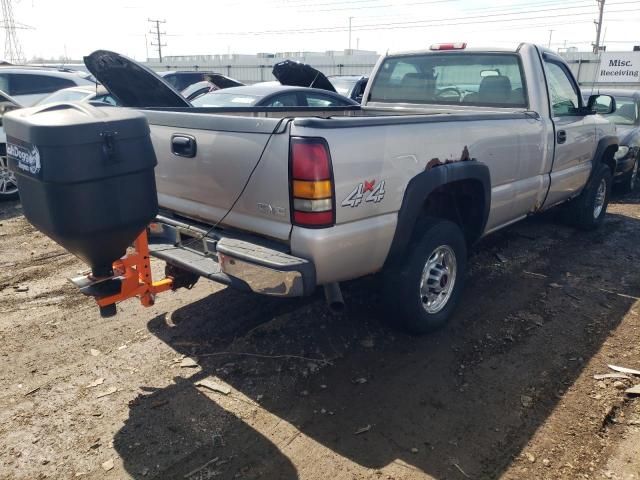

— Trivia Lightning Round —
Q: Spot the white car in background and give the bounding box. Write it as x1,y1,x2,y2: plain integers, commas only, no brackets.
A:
0,66,95,107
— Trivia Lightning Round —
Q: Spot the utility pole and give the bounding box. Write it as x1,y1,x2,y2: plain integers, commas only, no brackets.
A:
593,0,605,53
348,16,353,51
148,18,167,63
547,29,554,48
0,0,25,64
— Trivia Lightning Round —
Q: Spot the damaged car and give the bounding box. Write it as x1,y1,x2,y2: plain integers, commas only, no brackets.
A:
589,89,640,192
328,75,369,103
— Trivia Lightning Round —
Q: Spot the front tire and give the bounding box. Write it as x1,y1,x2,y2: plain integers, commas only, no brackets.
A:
384,219,467,334
566,164,612,231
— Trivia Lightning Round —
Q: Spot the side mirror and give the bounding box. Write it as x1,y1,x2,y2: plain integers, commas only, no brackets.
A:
587,94,616,114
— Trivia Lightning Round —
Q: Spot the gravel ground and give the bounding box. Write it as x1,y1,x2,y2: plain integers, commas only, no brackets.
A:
1,190,639,480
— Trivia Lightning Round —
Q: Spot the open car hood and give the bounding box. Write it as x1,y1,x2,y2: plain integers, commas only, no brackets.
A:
272,60,336,93
84,50,191,108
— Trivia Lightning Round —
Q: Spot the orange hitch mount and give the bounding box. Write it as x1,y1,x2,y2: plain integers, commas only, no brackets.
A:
70,229,173,318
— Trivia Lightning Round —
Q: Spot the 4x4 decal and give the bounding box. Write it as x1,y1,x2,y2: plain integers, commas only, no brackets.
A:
341,179,386,208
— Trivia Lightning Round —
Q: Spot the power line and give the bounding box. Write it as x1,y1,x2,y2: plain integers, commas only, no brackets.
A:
343,0,594,22
148,18,167,63
203,3,636,36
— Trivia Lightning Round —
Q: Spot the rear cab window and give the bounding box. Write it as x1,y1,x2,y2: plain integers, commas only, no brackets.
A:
369,53,527,108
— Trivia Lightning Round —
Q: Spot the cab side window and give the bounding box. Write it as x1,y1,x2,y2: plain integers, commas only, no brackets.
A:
544,61,580,116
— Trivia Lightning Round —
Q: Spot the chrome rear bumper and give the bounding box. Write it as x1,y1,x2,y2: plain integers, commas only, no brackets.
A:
147,215,316,297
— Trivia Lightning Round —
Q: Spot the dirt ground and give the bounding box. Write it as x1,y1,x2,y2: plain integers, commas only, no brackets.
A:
1,190,640,480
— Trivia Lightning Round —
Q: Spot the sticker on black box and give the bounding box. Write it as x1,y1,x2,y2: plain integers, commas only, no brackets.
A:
7,142,41,175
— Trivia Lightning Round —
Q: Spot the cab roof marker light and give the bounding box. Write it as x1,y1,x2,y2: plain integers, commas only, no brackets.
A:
430,43,467,51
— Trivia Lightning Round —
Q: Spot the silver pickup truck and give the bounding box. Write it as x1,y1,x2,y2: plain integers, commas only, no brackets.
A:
87,43,618,333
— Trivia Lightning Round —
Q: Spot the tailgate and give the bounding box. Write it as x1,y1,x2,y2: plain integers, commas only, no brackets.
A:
143,110,293,241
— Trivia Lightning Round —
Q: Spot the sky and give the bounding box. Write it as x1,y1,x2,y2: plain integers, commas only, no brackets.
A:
8,0,640,61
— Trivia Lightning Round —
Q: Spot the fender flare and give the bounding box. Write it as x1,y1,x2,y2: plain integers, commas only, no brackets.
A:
591,135,619,177
385,161,491,267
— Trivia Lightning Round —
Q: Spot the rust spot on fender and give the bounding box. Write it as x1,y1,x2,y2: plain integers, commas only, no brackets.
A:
425,146,475,171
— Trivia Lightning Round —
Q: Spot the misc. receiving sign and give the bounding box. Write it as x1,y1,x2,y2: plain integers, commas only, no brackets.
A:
597,52,640,83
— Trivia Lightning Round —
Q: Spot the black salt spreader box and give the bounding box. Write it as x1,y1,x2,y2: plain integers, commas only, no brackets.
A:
4,102,174,317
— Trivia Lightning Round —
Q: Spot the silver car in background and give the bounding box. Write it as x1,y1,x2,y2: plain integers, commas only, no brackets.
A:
0,66,95,106
191,84,358,108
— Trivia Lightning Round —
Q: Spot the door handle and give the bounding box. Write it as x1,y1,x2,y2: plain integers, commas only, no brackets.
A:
557,130,567,144
171,134,197,158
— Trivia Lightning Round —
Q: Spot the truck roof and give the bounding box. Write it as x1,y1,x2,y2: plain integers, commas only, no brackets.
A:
387,43,533,56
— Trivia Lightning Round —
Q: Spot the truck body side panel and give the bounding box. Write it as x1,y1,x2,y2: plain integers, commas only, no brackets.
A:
289,113,550,282
292,114,549,231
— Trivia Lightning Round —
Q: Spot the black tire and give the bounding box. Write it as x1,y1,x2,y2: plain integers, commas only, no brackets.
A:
383,219,467,334
0,191,19,201
566,163,612,231
617,156,638,194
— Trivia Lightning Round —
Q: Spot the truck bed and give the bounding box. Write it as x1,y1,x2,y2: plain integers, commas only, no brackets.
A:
142,104,543,253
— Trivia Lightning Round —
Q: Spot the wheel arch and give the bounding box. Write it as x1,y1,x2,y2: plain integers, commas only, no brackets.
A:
593,135,619,177
385,161,491,268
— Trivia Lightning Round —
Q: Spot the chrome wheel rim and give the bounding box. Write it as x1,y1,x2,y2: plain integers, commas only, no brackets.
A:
0,155,18,196
419,245,457,314
630,160,638,190
593,178,607,219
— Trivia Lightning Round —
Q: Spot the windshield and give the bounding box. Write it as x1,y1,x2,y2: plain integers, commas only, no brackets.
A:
605,96,638,126
191,92,259,107
330,78,357,96
369,53,526,107
36,89,90,105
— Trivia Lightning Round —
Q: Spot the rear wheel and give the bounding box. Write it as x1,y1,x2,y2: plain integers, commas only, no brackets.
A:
384,219,467,334
0,155,19,201
565,163,612,230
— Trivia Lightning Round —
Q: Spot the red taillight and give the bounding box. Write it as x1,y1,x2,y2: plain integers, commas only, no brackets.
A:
430,42,467,50
292,143,331,180
290,137,335,228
